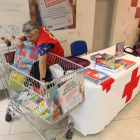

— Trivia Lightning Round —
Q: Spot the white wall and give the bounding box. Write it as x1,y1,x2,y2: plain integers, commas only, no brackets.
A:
0,0,30,44
51,0,96,56
111,0,140,47
93,0,110,52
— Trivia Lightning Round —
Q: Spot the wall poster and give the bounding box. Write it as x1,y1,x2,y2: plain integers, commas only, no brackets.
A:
28,0,76,31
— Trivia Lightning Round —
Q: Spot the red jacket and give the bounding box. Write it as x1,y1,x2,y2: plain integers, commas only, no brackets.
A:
36,26,64,57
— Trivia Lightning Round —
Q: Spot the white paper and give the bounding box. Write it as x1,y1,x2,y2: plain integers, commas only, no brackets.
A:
38,0,73,30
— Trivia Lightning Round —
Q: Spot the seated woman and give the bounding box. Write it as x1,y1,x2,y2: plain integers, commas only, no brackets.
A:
17,20,64,93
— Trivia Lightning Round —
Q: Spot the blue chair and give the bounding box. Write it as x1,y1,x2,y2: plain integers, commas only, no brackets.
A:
70,40,88,56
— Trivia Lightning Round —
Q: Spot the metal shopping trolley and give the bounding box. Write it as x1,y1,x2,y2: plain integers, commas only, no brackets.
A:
0,41,85,140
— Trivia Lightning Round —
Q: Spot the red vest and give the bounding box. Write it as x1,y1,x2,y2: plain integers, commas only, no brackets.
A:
36,26,64,57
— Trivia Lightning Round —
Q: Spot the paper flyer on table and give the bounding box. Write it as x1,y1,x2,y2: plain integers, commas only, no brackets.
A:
38,0,73,30
57,74,84,114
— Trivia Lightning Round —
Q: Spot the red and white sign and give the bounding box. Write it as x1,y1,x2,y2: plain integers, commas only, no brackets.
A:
38,0,73,30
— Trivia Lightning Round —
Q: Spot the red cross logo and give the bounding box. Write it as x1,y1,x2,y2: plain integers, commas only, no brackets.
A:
122,67,140,104
100,78,115,93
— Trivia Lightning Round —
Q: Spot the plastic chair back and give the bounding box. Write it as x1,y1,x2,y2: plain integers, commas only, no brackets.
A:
70,40,88,56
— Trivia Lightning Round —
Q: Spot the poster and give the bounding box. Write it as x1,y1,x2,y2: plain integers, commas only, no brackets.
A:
57,74,84,114
49,73,84,120
39,0,73,30
28,0,76,30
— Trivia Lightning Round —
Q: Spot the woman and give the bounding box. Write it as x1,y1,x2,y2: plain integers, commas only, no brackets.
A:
17,20,64,93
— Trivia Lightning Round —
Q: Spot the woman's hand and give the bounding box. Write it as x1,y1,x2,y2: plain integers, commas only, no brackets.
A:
16,38,24,48
39,80,46,95
57,98,63,107
79,82,85,100
39,54,47,95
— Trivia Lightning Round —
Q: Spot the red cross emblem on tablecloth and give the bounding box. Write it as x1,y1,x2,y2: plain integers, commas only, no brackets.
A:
100,78,115,93
122,67,140,104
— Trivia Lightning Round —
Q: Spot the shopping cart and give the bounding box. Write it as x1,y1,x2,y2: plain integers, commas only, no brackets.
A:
0,41,85,140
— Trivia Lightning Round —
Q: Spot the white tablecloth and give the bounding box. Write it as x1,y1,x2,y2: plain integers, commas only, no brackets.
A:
70,46,140,136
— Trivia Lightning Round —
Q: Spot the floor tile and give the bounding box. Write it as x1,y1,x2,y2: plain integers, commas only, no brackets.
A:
0,131,45,140
61,116,68,128
45,128,64,140
0,89,7,101
45,128,101,140
0,99,9,112
0,99,27,112
0,112,12,135
68,130,100,140
134,96,140,104
136,91,140,97
10,109,61,134
113,99,140,120
99,118,140,140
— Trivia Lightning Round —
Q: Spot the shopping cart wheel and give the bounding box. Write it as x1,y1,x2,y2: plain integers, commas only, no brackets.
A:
66,129,73,140
5,113,12,122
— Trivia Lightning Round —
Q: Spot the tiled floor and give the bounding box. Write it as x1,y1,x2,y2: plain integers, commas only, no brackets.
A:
1,91,140,140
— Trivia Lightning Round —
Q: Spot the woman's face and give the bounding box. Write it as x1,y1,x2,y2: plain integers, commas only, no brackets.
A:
24,31,39,44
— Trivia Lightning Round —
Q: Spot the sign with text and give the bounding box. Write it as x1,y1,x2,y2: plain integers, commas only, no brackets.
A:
57,74,84,114
38,0,73,30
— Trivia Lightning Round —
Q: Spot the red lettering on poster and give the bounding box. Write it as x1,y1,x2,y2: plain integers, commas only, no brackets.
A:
44,0,66,8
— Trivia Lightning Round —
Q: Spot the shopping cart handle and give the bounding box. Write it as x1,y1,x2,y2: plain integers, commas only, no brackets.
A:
0,40,31,47
5,40,11,46
0,40,11,47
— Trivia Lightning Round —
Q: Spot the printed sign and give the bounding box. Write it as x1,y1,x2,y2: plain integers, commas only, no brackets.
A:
38,0,73,30
57,74,84,114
